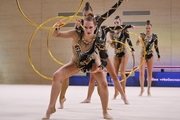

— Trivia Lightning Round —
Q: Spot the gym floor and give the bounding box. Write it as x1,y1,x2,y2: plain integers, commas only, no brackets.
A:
0,85,179,120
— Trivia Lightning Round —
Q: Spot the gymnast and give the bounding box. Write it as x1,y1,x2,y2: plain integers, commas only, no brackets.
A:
107,15,135,99
42,13,113,120
136,20,161,96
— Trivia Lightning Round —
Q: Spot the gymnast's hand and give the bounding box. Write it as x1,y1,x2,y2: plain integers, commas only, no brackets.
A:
158,58,161,63
75,19,82,28
107,39,113,44
131,51,135,58
56,20,64,28
131,25,137,29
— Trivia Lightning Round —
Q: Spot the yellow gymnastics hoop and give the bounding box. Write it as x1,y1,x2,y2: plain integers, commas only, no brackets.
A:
16,0,84,30
45,29,144,82
28,20,145,80
128,31,146,72
28,2,84,80
28,17,69,80
46,28,135,82
46,23,65,66
118,32,146,82
106,31,146,84
28,17,67,80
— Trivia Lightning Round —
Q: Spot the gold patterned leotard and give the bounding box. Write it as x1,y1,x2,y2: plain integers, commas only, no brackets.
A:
71,30,97,72
110,25,135,59
138,33,160,59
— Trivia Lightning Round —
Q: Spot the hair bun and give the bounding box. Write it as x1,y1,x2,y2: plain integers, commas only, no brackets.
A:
146,20,150,25
85,2,90,6
83,2,93,12
114,16,121,21
114,15,120,19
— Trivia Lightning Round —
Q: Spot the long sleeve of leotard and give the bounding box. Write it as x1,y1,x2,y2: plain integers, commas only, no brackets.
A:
153,34,160,58
102,24,132,35
96,0,124,28
124,29,135,51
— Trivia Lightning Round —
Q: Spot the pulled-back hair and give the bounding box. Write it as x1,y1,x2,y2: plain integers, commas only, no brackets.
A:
84,13,97,25
83,2,93,12
114,15,121,21
146,20,152,26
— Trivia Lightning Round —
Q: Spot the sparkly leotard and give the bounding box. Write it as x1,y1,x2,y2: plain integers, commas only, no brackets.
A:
138,33,160,59
110,25,135,59
71,30,96,72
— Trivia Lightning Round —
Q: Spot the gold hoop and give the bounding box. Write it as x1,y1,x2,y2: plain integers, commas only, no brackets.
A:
16,0,84,30
106,31,146,84
26,1,84,80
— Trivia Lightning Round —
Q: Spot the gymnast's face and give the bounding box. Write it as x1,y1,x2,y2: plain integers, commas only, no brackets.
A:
146,25,152,34
114,19,121,26
83,10,93,18
83,20,96,36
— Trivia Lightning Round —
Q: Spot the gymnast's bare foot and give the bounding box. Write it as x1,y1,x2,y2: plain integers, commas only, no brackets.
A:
121,95,129,105
139,89,144,96
107,107,112,110
58,98,66,109
80,99,90,103
103,113,113,120
112,92,119,100
42,107,56,120
147,92,151,96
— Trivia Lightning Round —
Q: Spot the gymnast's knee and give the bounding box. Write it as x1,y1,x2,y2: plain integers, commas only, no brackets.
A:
107,71,118,81
53,72,63,82
100,81,108,90
110,75,119,82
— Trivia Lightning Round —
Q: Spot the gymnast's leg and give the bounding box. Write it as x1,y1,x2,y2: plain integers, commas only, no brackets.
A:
58,78,69,109
119,54,129,93
146,57,154,96
81,73,96,103
139,57,146,96
92,66,112,119
112,57,121,99
106,58,129,104
42,61,79,120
